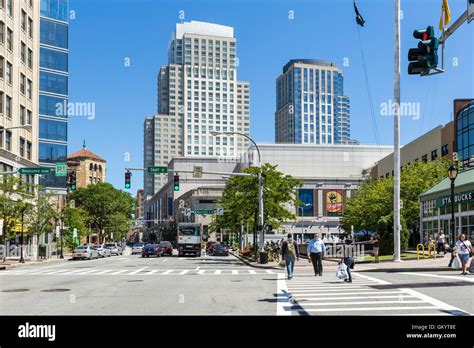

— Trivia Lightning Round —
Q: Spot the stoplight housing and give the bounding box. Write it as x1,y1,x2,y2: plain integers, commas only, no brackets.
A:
69,171,77,191
408,26,438,75
125,171,131,189
173,175,179,191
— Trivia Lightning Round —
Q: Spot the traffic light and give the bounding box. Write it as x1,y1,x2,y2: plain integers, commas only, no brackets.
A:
173,175,179,191
68,171,77,191
125,171,131,189
408,26,439,75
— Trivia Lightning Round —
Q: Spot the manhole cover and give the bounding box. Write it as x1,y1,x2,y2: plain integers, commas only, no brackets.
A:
41,289,70,292
2,289,30,293
126,280,143,283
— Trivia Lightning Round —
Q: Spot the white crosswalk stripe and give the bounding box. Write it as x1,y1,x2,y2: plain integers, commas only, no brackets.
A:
279,272,471,316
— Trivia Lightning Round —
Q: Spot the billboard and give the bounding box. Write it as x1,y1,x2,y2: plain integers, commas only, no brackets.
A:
326,190,343,216
298,189,314,217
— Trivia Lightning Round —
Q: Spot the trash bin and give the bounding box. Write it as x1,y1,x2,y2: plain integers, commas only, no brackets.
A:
259,251,268,264
38,244,47,259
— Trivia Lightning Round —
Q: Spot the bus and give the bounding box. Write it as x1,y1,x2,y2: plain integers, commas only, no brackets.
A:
177,223,202,257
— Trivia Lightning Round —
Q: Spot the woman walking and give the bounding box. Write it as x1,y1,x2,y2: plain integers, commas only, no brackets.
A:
456,234,472,275
371,233,380,263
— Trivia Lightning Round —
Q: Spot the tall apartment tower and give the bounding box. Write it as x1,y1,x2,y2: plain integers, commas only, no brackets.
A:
0,0,40,188
38,0,69,192
275,59,352,145
144,21,250,198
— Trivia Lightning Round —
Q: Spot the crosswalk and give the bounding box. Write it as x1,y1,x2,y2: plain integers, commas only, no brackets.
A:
0,267,281,277
278,272,471,316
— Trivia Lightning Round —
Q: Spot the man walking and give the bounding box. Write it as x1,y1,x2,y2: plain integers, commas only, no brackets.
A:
281,233,299,280
307,233,326,276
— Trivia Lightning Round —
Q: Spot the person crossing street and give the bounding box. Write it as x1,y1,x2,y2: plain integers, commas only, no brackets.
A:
307,233,326,276
281,233,299,280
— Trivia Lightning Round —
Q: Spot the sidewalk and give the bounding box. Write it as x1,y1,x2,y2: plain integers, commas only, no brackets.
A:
0,254,72,270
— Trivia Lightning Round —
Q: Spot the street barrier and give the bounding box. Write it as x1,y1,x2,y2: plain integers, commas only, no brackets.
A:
416,243,437,260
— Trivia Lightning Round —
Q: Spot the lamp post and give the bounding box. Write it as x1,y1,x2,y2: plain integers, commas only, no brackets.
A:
448,164,458,247
211,131,265,261
19,206,25,263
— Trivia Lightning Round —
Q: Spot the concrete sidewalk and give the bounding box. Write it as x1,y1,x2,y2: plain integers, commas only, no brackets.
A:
0,254,72,270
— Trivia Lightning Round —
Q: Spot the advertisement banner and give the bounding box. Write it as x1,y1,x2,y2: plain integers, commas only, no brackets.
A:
326,190,343,217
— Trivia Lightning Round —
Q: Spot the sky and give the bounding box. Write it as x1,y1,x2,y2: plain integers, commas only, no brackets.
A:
67,0,474,192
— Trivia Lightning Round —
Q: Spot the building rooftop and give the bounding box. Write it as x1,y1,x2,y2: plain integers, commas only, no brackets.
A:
174,20,234,39
283,59,337,73
68,141,106,162
420,168,474,198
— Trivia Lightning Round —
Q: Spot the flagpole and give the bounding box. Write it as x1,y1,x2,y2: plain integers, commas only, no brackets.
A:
393,0,402,262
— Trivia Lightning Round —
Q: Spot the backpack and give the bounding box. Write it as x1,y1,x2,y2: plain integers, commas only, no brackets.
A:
287,242,296,257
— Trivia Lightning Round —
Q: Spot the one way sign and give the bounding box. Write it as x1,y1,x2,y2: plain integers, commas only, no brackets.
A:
216,208,224,216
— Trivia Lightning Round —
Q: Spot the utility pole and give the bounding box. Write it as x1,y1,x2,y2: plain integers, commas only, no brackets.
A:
393,0,402,262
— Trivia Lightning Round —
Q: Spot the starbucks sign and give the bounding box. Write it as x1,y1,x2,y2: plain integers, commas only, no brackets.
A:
436,191,474,208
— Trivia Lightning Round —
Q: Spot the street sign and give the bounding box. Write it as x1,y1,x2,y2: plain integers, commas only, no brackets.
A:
192,209,215,215
55,226,60,238
55,162,67,177
193,166,203,178
216,208,224,216
184,208,192,217
18,167,51,175
147,166,168,174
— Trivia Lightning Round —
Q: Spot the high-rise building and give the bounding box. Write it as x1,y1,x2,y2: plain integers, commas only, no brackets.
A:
38,0,68,192
275,59,352,145
0,0,40,189
144,21,250,197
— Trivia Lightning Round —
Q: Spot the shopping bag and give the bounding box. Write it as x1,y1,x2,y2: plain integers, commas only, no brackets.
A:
336,262,348,280
451,256,461,269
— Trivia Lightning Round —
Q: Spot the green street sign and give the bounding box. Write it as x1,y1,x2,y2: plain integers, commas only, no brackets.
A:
55,162,67,177
18,167,52,175
147,166,168,174
192,209,215,215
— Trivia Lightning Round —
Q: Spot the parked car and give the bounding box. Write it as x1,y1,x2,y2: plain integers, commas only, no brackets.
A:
104,242,123,256
142,243,163,258
91,244,111,258
132,243,144,255
159,241,173,256
72,246,99,260
211,243,228,256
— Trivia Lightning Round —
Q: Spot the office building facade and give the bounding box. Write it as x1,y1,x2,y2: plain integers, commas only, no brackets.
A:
38,0,68,191
275,59,352,145
0,0,40,188
144,21,250,197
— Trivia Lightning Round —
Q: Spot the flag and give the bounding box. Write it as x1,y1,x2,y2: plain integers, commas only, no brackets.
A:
354,1,365,27
439,0,451,31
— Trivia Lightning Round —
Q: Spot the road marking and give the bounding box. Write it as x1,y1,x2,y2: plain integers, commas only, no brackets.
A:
353,272,390,285
277,273,292,316
294,300,426,306
248,270,256,274
42,269,72,275
161,270,174,275
195,267,200,271
297,295,417,300
77,269,101,275
288,290,405,297
288,286,369,291
399,272,474,283
144,270,159,275
197,270,206,275
162,259,168,262
302,306,439,313
179,270,189,275
116,257,128,261
61,269,93,275
265,270,275,274
110,270,127,275
129,267,148,275
400,288,471,315
288,288,375,293
214,270,222,275
95,269,115,275
232,270,238,275
28,269,62,275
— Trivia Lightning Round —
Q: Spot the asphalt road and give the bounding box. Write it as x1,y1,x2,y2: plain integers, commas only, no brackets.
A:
0,252,281,315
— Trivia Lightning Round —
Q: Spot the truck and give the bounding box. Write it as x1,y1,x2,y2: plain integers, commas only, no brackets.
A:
177,223,202,257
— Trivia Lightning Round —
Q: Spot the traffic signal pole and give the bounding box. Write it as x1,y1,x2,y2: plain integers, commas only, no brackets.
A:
393,0,402,262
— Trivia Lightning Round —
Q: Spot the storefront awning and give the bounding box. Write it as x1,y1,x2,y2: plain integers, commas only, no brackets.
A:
420,168,474,200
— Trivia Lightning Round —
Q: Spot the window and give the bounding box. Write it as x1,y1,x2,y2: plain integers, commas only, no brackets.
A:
19,138,25,157
441,144,449,156
26,142,32,160
27,79,32,99
0,92,3,113
5,130,11,151
5,95,11,118
20,106,26,125
6,0,12,17
422,154,428,163
0,22,4,44
27,110,32,125
21,11,27,31
21,42,26,63
6,61,11,84
20,74,26,94
40,72,68,95
40,47,68,72
6,28,12,51
28,17,33,38
27,49,33,69
431,149,438,161
40,19,68,48
0,56,3,78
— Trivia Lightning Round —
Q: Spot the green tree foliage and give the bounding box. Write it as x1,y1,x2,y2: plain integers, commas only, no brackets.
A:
341,159,450,254
68,183,136,243
26,191,57,239
62,206,89,249
211,164,302,233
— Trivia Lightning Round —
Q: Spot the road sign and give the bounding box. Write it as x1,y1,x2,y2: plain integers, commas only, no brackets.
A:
147,166,168,174
193,166,203,178
216,208,224,216
184,208,191,217
55,162,67,177
192,209,215,215
18,167,51,175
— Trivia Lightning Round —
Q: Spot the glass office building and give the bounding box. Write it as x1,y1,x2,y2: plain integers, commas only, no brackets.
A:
38,0,69,190
275,59,353,145
456,100,474,163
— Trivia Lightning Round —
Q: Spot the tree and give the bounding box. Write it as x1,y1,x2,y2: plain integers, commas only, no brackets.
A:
68,183,136,243
341,159,450,254
211,164,302,235
26,190,57,240
62,206,89,249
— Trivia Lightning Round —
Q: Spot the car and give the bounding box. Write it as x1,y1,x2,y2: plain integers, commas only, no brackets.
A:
72,246,99,260
159,241,173,256
104,242,123,256
91,244,111,258
142,243,163,258
132,243,144,255
211,243,228,256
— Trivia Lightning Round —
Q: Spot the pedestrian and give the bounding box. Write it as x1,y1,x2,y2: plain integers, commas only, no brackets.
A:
341,239,354,283
437,230,446,255
281,233,299,280
456,234,472,275
307,233,326,276
371,233,380,263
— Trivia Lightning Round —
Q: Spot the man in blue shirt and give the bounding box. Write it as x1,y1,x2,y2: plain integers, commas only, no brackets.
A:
307,233,326,276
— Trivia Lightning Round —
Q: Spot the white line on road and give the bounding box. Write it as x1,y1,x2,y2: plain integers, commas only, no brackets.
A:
277,273,292,316
76,269,100,275
294,300,426,306
214,270,222,275
197,270,206,275
110,270,127,275
288,288,386,293
144,270,159,275
287,286,369,291
161,270,174,275
399,272,474,283
43,269,72,275
353,272,391,285
265,270,275,274
162,259,168,262
232,270,238,275
179,270,189,275
400,288,472,315
248,270,256,274
95,269,115,275
288,290,405,297
61,269,93,275
129,267,148,275
302,306,439,312
297,295,417,301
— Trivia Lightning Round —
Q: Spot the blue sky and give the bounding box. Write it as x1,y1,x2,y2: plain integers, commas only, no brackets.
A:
68,0,473,192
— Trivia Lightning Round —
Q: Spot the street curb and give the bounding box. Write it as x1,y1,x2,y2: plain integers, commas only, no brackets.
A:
0,257,72,270
229,251,281,270
358,267,454,273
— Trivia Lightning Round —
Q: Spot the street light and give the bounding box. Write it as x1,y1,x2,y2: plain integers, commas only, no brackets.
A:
0,125,32,131
448,164,458,247
210,131,266,262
